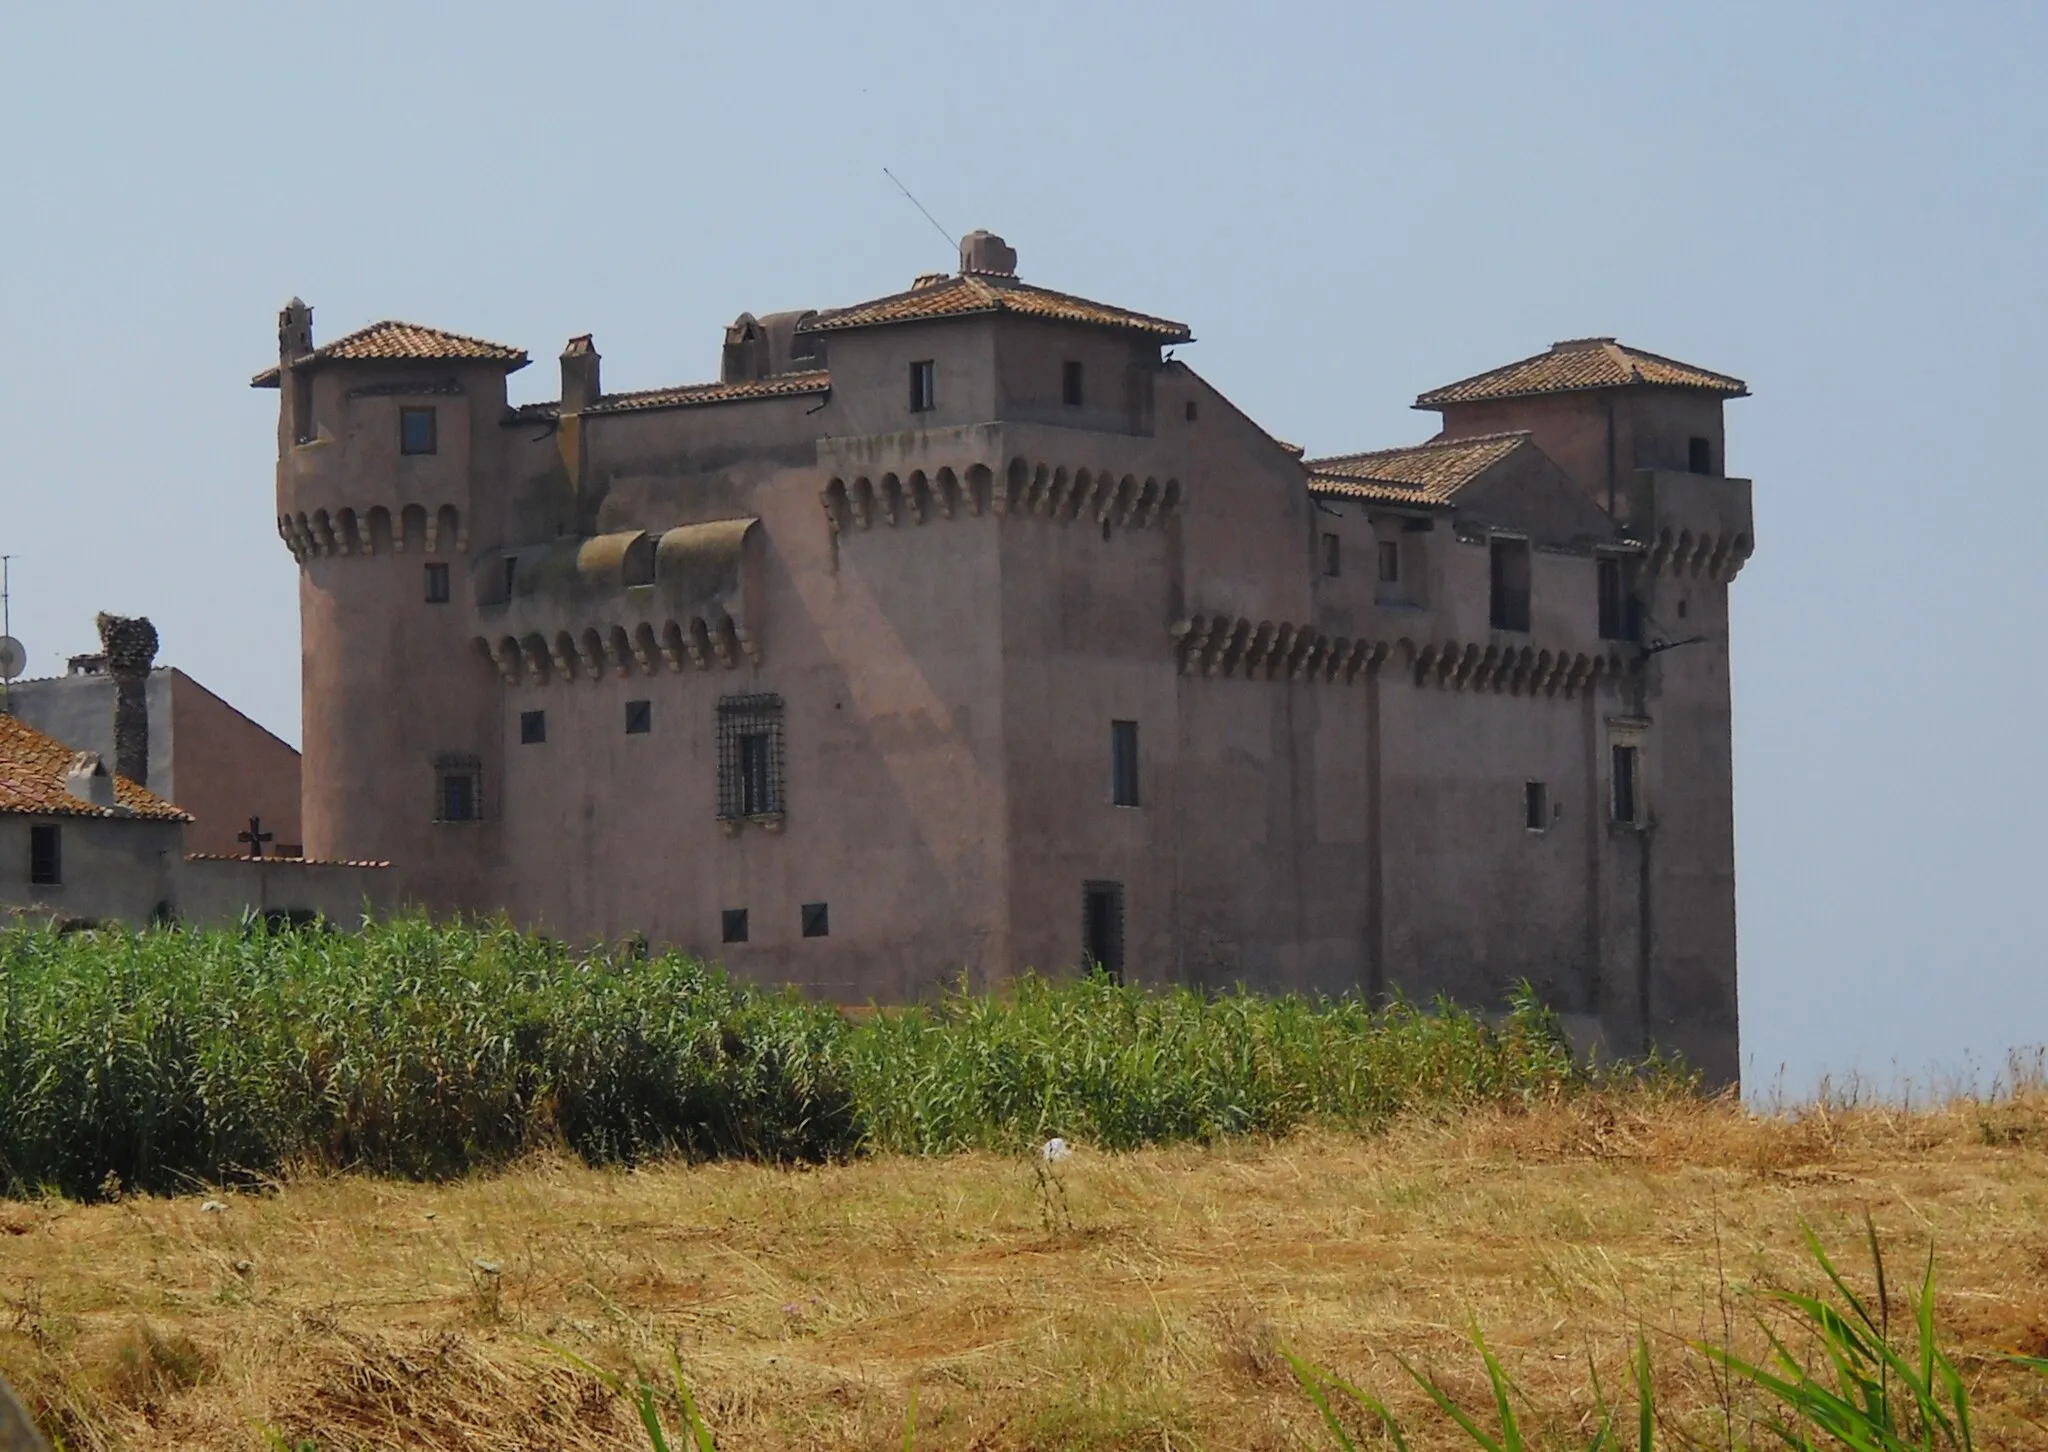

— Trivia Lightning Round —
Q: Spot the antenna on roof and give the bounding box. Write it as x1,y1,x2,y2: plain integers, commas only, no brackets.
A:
0,556,22,714
883,168,957,256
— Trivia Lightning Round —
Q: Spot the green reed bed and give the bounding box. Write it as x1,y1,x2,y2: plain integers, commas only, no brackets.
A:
0,917,1658,1199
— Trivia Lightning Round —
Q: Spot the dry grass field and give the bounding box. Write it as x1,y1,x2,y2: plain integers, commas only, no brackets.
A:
6,1091,2048,1451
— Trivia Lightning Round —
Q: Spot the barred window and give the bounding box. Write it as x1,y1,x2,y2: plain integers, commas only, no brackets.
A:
717,694,784,820
435,754,481,822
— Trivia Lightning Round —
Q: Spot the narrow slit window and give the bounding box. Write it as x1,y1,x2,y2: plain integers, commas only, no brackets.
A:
399,406,438,456
1377,539,1401,584
1524,780,1549,832
1597,557,1636,640
29,824,60,886
1062,360,1085,407
909,359,936,412
1082,880,1125,982
721,908,749,944
1110,720,1140,807
1184,399,1198,422
1321,532,1341,578
1489,537,1531,632
1612,744,1640,825
424,562,450,603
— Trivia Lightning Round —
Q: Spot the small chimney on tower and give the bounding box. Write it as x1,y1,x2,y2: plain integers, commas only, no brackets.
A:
278,297,314,362
959,230,1018,278
94,613,158,787
561,334,601,413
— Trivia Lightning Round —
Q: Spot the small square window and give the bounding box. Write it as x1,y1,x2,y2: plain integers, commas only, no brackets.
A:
1377,540,1401,584
1321,532,1341,578
625,700,652,735
424,562,450,603
909,359,936,412
1525,780,1549,832
520,710,546,745
800,901,829,938
29,824,60,886
399,406,438,456
1062,360,1085,407
1110,720,1140,807
722,908,749,944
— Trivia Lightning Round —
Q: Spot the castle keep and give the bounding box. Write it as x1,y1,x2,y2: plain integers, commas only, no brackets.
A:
259,232,1753,1082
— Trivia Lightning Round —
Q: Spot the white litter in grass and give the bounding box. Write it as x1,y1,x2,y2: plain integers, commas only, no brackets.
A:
200,1200,227,1213
1042,1137,1072,1164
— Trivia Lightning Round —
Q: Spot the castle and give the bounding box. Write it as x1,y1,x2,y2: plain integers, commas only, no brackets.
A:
260,231,1753,1082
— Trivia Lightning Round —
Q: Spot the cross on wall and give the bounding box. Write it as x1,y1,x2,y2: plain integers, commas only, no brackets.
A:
238,816,273,858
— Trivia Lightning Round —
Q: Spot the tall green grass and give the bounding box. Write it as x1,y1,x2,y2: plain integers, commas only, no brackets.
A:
0,917,1658,1199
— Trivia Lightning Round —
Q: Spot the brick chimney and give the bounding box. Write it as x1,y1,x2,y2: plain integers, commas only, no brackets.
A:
561,334,601,413
94,612,158,786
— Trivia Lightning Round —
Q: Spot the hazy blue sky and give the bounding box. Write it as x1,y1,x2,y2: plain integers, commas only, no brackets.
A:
1,3,2041,1093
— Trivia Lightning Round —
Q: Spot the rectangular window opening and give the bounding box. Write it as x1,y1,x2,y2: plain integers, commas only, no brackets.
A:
1184,399,1198,422
1321,532,1341,578
1489,537,1531,632
1524,780,1549,833
424,561,450,604
624,700,652,735
1377,539,1401,584
909,359,936,413
718,694,785,820
1062,359,1085,408
29,824,60,886
800,901,829,938
435,758,481,823
520,709,546,745
1082,881,1125,982
1688,436,1713,474
399,406,438,456
1611,744,1640,826
721,908,750,944
1110,720,1140,807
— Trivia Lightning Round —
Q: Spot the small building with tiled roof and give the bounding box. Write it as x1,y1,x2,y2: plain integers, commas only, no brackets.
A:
257,230,1755,1085
3,619,394,930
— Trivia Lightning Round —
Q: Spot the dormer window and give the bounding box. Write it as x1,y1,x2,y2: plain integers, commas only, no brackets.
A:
1062,360,1085,408
909,360,936,413
1688,436,1712,474
400,406,438,455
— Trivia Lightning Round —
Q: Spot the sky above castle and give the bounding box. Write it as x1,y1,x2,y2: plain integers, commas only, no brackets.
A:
1,2,2041,1096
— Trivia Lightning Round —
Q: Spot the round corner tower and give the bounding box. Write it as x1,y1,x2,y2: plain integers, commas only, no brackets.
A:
269,299,524,909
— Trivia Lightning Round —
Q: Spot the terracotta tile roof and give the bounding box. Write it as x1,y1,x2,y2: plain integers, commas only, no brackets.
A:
508,370,831,423
1415,338,1747,408
1306,431,1531,505
803,273,1191,342
0,714,188,821
252,321,529,387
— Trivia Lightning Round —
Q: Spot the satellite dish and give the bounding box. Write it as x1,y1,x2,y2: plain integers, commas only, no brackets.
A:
0,637,23,681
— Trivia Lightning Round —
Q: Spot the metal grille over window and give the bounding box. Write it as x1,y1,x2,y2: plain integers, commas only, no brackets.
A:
434,754,482,823
717,693,785,823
